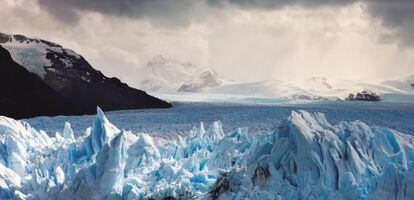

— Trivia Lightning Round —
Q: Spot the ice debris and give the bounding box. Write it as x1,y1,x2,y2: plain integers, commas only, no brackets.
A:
0,108,413,199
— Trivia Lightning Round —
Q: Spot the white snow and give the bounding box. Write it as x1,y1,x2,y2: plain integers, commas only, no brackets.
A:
178,68,223,92
0,33,82,79
0,107,413,199
207,76,414,102
2,44,51,79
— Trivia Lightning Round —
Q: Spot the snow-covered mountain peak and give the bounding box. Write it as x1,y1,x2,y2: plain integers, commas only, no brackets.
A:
198,68,219,78
177,68,223,92
0,32,82,79
140,55,224,92
0,32,61,48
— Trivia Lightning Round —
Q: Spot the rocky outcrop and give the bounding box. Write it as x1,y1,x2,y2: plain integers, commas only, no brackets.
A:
346,90,382,101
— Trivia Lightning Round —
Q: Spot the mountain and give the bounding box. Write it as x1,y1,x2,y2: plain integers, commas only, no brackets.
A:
207,77,335,100
140,55,224,92
138,55,414,102
0,108,412,199
382,74,414,93
0,33,171,119
207,76,414,102
177,68,222,92
0,45,80,119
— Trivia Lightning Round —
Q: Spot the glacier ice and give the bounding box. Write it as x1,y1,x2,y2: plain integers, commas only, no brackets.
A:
0,108,413,199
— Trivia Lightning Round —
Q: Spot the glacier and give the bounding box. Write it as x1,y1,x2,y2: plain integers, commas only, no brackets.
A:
0,107,413,199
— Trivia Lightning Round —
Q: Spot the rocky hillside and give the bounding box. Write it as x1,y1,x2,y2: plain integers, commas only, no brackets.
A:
0,33,171,119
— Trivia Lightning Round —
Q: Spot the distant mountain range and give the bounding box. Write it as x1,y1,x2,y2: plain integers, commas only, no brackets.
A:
140,56,414,102
0,33,171,119
208,76,414,101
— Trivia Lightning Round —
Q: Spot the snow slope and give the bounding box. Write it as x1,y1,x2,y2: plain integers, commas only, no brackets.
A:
0,33,80,79
208,76,414,102
208,79,329,100
0,108,413,199
382,74,414,94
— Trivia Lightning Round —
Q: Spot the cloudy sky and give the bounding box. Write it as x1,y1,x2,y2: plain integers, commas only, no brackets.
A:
2,0,414,86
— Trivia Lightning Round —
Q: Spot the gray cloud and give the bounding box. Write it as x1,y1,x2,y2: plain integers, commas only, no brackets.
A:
37,0,354,25
36,0,207,26
35,0,414,47
364,0,414,47
4,0,414,83
208,0,352,9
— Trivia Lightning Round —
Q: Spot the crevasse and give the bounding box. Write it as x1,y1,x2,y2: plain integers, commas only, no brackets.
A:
0,108,413,200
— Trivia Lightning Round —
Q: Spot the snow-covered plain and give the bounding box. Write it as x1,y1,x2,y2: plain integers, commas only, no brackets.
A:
1,103,414,199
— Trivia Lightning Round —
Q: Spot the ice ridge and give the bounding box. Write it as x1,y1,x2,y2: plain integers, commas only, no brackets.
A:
0,108,412,199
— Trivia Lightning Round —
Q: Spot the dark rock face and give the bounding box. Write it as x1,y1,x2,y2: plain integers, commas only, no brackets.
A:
411,83,414,89
40,44,171,112
0,32,12,43
346,90,382,101
0,34,171,119
0,46,80,119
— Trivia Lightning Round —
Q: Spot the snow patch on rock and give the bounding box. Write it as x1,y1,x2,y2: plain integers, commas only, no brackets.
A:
0,33,81,79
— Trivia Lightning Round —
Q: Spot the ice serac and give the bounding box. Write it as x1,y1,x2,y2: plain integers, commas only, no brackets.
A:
62,122,75,141
91,107,120,154
0,107,413,199
95,131,127,199
217,111,414,199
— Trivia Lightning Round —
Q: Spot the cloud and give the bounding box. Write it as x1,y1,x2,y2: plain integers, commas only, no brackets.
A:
35,0,414,48
36,0,211,26
2,0,414,85
36,0,353,25
207,0,351,9
364,0,414,47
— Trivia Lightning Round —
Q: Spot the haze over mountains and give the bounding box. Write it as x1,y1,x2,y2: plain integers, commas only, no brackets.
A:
139,55,414,102
0,33,171,119
1,31,413,117
139,55,224,93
